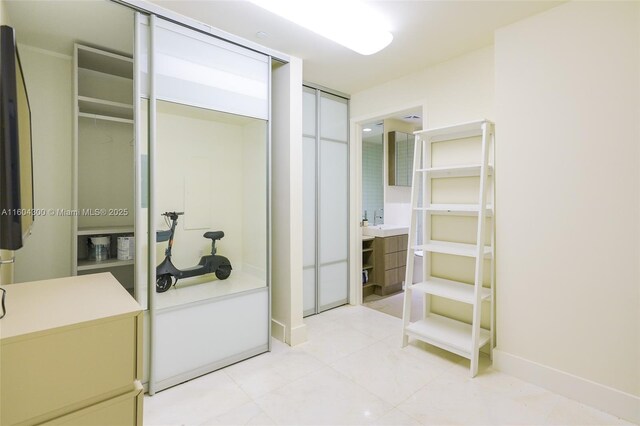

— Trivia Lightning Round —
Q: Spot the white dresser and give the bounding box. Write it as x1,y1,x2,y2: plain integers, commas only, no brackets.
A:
0,273,143,425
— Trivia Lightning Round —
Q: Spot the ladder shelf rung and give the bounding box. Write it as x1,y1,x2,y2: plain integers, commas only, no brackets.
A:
410,277,491,304
415,165,493,178
414,120,491,143
414,204,494,217
413,241,493,258
404,314,491,359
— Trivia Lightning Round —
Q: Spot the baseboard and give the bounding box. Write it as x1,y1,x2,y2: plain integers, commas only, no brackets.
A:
289,322,308,346
493,349,640,424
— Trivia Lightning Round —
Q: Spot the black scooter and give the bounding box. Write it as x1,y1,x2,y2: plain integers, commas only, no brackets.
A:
155,212,232,292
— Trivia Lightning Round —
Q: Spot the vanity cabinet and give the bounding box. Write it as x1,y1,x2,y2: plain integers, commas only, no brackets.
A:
373,234,408,295
362,237,376,298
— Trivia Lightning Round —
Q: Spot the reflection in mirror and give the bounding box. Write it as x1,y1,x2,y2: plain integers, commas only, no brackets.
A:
155,101,267,309
362,122,383,225
6,0,135,285
388,130,414,187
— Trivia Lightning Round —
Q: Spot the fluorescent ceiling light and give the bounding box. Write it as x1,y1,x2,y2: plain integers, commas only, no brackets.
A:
250,0,393,55
363,128,372,132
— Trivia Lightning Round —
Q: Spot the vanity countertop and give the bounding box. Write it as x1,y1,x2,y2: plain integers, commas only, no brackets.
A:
362,224,409,238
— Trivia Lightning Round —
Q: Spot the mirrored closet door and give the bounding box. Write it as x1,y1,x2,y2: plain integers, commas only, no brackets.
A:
138,15,271,394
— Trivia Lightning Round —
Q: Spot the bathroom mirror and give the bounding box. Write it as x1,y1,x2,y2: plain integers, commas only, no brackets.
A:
388,130,414,187
362,122,383,224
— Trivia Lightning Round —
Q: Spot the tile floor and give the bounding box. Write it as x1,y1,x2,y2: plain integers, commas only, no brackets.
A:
144,305,632,426
363,290,421,322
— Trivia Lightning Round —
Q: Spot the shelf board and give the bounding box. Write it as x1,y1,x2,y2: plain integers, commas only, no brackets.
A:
77,225,134,236
410,277,491,304
78,96,133,120
362,264,374,270
77,45,133,79
362,248,374,253
79,112,133,125
416,164,494,178
404,314,491,359
413,240,493,259
363,282,377,289
78,66,133,83
362,236,375,242
77,258,134,271
414,120,491,143
415,204,494,217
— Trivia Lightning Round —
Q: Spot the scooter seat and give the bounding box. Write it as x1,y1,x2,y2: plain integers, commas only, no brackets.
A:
204,231,224,240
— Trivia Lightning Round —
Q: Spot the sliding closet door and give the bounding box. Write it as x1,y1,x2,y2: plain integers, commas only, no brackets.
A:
318,93,349,311
302,88,317,316
139,15,271,394
303,87,349,315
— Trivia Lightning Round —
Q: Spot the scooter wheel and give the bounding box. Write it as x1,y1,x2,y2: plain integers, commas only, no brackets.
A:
215,265,232,280
156,274,173,292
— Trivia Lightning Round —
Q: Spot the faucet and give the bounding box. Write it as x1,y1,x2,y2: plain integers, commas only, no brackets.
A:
374,209,384,226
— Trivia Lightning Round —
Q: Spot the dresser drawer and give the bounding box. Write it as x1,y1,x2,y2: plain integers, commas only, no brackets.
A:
43,382,143,426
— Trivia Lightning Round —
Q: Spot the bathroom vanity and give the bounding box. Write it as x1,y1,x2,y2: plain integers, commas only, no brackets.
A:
362,225,409,296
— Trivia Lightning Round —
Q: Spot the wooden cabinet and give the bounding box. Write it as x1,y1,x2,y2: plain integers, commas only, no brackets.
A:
0,273,143,426
362,237,376,298
373,234,408,296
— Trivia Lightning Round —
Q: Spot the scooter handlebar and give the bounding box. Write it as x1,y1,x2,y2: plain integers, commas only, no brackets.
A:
162,211,184,220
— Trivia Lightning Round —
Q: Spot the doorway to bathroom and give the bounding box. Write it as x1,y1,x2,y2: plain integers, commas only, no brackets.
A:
357,107,423,320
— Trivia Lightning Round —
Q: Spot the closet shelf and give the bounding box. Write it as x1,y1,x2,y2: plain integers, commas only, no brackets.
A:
414,204,494,217
77,225,134,236
405,314,491,359
410,277,491,304
413,240,493,259
414,120,488,143
77,45,133,79
77,258,134,271
79,112,133,125
416,165,493,178
78,96,133,120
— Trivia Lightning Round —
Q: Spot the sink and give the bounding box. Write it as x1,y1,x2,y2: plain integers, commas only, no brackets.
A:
362,224,409,238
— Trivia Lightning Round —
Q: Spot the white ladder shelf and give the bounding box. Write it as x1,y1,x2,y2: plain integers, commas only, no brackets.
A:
401,119,495,377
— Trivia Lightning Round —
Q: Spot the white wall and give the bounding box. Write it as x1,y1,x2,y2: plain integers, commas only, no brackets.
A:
271,58,307,345
349,47,494,309
242,120,268,277
494,1,640,420
13,46,72,283
350,46,494,129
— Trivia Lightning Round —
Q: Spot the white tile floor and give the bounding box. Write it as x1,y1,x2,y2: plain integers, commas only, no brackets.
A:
144,304,633,426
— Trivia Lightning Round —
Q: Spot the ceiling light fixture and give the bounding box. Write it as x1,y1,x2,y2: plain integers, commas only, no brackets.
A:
249,0,393,55
363,128,372,132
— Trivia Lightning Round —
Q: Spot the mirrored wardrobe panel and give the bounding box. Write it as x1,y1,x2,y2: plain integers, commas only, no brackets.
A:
138,15,271,394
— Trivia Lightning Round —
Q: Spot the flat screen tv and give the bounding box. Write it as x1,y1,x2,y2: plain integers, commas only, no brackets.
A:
0,25,33,250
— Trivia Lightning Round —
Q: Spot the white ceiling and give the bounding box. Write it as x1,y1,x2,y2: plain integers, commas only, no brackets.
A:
149,0,563,94
6,1,563,96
